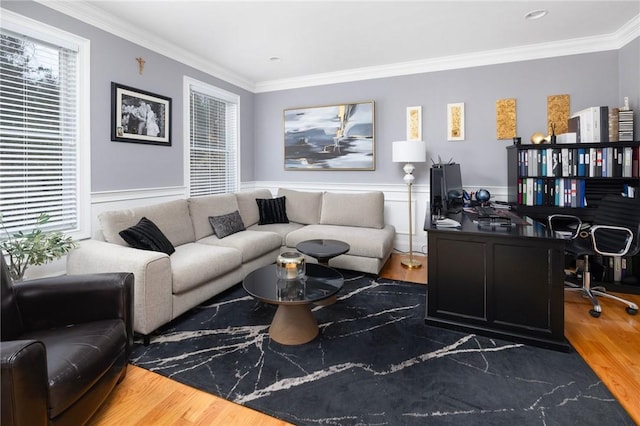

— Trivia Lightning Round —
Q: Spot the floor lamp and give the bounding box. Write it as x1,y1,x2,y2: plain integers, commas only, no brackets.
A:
392,140,427,269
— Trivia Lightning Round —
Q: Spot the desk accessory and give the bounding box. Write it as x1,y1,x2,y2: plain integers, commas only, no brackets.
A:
392,140,427,268
436,218,461,228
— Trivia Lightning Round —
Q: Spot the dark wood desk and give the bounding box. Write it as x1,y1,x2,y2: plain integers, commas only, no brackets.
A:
424,210,570,352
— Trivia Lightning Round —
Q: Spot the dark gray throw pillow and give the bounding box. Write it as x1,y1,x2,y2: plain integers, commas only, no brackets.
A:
119,217,175,255
208,210,246,238
256,196,289,225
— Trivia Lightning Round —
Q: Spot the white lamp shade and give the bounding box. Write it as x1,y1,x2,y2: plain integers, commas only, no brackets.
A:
392,140,427,163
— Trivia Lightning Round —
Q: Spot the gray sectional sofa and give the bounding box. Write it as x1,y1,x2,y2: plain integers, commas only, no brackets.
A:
66,188,395,340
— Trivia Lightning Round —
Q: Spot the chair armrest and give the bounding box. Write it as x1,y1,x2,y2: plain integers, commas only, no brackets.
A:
590,224,634,257
66,239,173,336
547,214,582,239
1,340,48,426
14,273,134,351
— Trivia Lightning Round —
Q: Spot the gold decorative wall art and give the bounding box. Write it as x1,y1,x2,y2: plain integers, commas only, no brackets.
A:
447,103,464,141
406,106,422,141
547,94,570,135
496,98,517,139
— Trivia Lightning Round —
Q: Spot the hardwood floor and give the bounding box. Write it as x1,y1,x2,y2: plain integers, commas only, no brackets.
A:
89,253,639,425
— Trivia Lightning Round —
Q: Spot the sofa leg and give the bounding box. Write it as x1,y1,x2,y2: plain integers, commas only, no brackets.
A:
143,335,150,346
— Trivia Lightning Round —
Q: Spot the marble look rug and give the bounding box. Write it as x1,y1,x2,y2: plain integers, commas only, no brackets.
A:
131,272,633,425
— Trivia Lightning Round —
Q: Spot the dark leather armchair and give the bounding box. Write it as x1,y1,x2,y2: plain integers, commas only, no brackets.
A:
1,256,133,426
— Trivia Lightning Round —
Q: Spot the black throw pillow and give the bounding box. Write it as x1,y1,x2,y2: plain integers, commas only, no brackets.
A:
208,210,246,238
119,217,175,255
256,196,289,225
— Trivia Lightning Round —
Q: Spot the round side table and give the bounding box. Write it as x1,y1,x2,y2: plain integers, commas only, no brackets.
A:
296,239,350,266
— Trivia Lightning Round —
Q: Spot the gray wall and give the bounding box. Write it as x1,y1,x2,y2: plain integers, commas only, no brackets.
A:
3,0,255,191
619,37,640,139
255,50,634,188
4,1,638,193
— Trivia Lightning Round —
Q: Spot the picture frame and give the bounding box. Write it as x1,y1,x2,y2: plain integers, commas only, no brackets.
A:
406,106,422,141
111,82,171,146
283,101,375,170
447,102,465,141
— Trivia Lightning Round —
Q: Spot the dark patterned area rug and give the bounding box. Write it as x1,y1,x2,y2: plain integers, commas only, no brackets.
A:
131,271,633,425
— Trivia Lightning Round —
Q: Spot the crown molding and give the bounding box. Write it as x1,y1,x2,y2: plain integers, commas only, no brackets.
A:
32,0,256,92
30,2,639,94
255,14,640,93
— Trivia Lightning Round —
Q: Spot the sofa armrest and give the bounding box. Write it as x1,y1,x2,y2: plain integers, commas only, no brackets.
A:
67,239,173,336
1,340,48,426
14,273,134,351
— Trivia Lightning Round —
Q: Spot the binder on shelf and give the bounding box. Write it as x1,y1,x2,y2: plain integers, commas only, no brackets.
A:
623,146,633,177
577,148,586,177
571,106,609,142
568,116,581,142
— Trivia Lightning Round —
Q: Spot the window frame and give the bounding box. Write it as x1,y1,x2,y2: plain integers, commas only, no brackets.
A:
183,76,240,197
1,9,91,240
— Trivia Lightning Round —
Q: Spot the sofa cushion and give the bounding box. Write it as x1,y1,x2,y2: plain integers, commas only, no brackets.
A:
236,189,273,227
170,243,242,294
189,194,240,241
197,230,282,263
100,199,195,247
285,224,395,259
320,191,385,229
277,188,323,224
119,217,175,255
256,196,289,225
247,222,305,245
208,210,245,238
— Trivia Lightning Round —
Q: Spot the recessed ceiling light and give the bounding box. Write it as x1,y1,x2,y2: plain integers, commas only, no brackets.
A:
525,9,548,20
269,56,281,62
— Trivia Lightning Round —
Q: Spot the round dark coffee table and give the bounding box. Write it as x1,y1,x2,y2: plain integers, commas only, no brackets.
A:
296,239,350,266
243,263,343,345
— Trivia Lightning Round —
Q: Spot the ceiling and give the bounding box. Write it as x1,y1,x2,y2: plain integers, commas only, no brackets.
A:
36,1,640,91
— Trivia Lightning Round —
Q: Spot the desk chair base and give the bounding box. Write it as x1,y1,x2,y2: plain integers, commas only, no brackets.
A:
565,264,638,318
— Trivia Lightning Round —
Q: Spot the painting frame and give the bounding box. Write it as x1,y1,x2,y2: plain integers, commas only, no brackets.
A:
447,102,465,141
111,82,172,146
283,101,375,171
406,106,422,141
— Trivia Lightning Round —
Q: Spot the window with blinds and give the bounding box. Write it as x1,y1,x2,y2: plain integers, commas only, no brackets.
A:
0,19,87,237
187,79,239,197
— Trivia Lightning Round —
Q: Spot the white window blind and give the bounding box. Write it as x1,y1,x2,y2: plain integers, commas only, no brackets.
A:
188,82,239,197
0,27,79,235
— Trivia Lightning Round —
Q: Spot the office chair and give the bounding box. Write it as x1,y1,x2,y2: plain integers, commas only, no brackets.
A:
548,194,639,318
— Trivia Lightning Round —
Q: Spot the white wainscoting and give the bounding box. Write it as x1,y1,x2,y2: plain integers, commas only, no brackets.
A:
20,179,507,279
244,181,430,255
81,181,508,259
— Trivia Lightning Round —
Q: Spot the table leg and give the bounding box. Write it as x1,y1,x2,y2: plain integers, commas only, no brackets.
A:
269,304,319,345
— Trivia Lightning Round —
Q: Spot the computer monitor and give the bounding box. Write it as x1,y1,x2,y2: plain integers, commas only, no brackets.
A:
430,163,464,216
443,163,464,212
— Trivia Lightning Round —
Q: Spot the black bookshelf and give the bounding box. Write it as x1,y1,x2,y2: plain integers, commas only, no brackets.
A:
506,141,640,294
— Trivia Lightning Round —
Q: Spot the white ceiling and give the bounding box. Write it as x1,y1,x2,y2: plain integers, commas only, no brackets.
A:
37,1,640,91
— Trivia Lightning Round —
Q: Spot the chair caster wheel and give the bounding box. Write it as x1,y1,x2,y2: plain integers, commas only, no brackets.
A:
589,309,601,318
626,307,638,315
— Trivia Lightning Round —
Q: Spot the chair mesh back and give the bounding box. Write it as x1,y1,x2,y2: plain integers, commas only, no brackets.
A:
592,194,640,256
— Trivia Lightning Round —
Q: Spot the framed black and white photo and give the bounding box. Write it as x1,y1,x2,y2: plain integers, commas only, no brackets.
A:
111,82,171,146
284,101,375,170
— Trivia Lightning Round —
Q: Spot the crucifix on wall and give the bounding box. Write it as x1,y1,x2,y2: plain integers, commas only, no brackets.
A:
136,57,146,75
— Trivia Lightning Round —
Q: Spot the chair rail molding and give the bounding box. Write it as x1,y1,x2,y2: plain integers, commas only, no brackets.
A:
85,182,508,256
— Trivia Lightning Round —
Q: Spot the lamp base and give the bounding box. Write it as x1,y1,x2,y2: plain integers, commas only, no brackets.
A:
400,257,422,269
